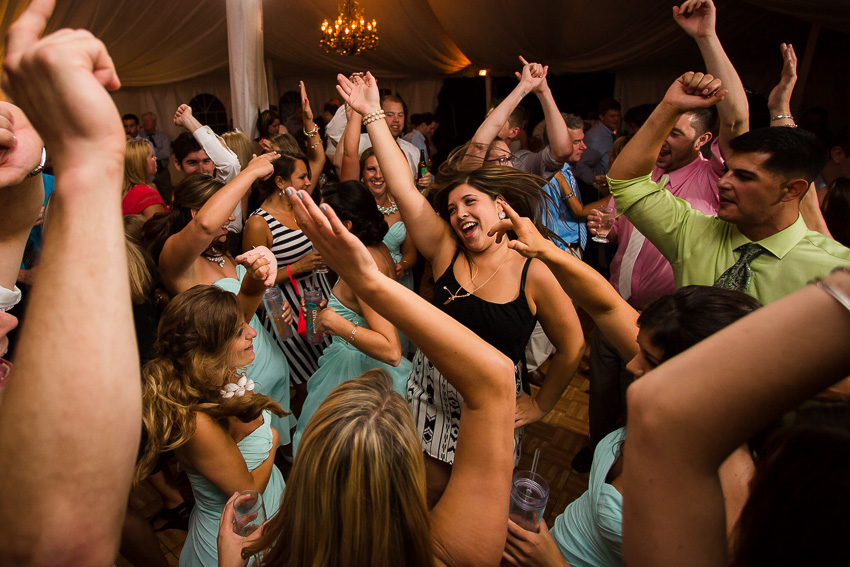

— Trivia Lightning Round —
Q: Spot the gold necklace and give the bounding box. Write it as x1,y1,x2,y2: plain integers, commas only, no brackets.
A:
443,251,511,305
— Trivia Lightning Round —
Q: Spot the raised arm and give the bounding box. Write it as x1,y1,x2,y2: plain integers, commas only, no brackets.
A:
472,56,545,148
340,104,362,182
674,0,748,155
531,75,572,162
299,81,326,186
0,1,140,563
337,72,454,263
234,246,276,324
0,103,44,295
174,103,241,183
159,154,277,278
623,269,850,566
490,201,639,359
609,72,727,181
767,43,798,128
288,188,516,567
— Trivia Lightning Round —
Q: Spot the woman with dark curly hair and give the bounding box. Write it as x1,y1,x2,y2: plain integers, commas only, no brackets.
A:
291,180,411,454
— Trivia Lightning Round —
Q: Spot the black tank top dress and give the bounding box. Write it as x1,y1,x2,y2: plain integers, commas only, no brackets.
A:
407,250,537,465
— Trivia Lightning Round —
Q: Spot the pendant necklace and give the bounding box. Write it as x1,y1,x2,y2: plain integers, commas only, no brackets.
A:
443,251,511,305
377,196,399,216
203,248,226,268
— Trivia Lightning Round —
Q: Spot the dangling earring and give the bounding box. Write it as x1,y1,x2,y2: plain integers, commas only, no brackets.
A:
499,210,506,220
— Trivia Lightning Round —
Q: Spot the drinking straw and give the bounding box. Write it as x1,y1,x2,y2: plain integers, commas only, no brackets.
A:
530,447,541,477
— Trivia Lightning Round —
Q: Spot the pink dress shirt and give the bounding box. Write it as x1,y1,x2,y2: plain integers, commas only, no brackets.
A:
609,139,724,310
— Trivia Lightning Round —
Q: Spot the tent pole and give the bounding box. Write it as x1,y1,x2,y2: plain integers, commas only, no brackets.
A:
226,0,270,138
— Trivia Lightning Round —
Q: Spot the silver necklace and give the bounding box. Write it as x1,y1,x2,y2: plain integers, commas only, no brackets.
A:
376,197,398,216
204,251,226,268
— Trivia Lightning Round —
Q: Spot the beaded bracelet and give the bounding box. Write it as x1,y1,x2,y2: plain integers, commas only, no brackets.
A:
362,109,381,122
363,110,386,126
348,322,359,343
303,124,319,137
771,114,794,121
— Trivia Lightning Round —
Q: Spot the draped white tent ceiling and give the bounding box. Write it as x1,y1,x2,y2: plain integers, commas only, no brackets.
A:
1,0,848,135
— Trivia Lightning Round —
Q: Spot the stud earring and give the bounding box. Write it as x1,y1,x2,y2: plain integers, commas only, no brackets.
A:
499,210,506,220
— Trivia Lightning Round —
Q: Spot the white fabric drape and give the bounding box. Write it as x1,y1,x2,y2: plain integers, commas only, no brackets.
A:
226,0,269,138
2,0,849,127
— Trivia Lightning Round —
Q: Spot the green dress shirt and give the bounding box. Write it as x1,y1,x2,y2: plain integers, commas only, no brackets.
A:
609,174,850,305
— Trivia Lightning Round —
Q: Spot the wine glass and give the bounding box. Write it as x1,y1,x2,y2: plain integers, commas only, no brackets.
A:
591,205,616,243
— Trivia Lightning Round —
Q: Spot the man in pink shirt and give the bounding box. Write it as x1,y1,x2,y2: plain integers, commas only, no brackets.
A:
573,0,749,472
608,126,722,310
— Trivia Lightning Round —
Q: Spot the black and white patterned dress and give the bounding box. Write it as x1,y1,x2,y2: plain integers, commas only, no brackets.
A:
252,208,333,385
407,251,537,465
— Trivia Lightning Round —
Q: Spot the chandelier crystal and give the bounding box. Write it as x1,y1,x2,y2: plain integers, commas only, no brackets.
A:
320,0,379,56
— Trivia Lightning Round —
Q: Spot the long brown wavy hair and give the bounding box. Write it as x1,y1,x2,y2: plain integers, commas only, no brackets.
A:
247,370,434,567
430,160,562,261
134,285,285,484
141,173,224,263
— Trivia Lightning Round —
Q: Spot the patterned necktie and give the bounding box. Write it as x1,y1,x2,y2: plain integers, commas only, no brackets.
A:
714,243,765,292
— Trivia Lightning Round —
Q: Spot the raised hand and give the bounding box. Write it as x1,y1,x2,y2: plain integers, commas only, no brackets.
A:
173,104,194,129
488,201,555,259
236,246,277,287
1,0,123,169
243,151,279,180
515,56,548,93
286,188,382,284
768,43,797,114
0,102,44,187
673,0,717,39
299,81,314,123
662,72,727,113
336,72,381,117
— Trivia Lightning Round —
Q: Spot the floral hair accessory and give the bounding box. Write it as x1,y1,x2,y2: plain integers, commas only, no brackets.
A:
221,374,255,399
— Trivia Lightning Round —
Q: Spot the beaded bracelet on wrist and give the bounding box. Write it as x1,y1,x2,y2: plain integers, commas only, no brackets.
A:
363,110,386,126
303,124,320,137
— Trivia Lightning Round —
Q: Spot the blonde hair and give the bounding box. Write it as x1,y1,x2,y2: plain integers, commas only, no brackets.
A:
123,138,153,196
269,132,301,154
222,130,254,170
135,285,286,484
250,370,435,567
125,231,156,304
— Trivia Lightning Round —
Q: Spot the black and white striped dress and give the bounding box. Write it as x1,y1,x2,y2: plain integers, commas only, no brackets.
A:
253,208,333,385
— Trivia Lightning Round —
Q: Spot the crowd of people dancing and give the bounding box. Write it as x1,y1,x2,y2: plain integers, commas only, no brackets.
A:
1,0,849,566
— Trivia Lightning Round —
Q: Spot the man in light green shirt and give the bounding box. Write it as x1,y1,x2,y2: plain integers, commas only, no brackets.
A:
607,72,850,305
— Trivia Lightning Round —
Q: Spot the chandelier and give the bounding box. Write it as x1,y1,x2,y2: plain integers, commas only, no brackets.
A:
320,0,379,56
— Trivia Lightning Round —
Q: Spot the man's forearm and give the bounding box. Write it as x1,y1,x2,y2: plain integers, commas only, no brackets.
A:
696,35,748,142
471,81,532,145
609,102,681,180
536,87,571,161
